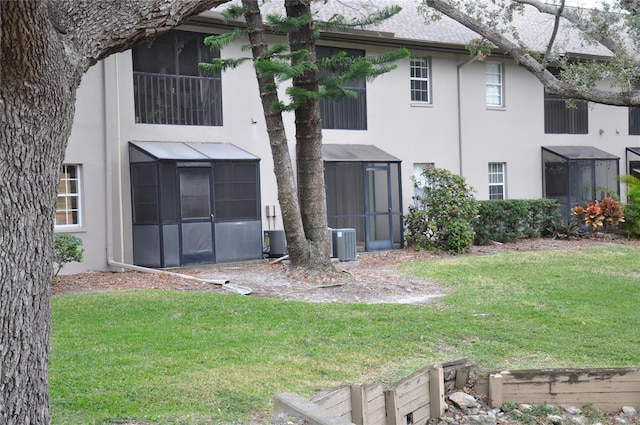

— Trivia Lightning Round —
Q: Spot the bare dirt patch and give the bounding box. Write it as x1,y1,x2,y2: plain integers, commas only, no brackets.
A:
53,237,634,304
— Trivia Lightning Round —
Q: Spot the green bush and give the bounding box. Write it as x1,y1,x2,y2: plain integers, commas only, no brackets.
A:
405,167,477,254
619,173,640,238
53,234,84,276
472,199,563,245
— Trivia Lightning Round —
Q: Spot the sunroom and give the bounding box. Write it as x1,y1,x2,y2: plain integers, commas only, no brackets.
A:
128,141,262,267
542,146,620,221
323,144,403,252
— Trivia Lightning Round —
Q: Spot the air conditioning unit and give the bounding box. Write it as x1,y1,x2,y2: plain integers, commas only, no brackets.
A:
264,230,287,258
331,228,357,262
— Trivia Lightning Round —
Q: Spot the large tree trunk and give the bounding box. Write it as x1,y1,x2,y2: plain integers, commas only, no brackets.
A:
285,0,333,270
1,4,80,423
241,0,309,265
0,1,229,423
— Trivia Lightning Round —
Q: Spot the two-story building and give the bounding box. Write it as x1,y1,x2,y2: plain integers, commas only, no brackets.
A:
57,0,639,273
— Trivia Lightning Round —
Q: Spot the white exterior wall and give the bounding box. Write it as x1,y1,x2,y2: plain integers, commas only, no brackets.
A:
60,64,108,274
59,23,640,274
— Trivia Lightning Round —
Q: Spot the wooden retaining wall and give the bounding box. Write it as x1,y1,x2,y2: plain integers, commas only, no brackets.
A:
274,362,639,425
304,364,449,425
476,367,640,412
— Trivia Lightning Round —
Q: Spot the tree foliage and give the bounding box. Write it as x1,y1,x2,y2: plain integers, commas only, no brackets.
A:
421,0,640,106
200,1,408,268
406,166,478,254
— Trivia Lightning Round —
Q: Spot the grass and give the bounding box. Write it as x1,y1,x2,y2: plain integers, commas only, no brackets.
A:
50,245,640,424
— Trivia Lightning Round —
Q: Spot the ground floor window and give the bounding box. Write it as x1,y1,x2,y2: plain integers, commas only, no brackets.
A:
56,165,82,227
488,162,505,200
412,162,434,203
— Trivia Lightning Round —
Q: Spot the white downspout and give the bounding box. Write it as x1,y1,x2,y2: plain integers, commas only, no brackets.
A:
457,53,482,176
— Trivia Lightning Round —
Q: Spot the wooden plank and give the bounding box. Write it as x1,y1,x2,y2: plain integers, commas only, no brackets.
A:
410,404,430,425
366,384,386,425
392,369,430,418
312,385,352,409
502,380,640,394
489,373,504,409
397,389,430,415
430,366,446,419
503,368,640,383
273,393,355,425
385,389,401,425
350,385,365,425
475,372,491,397
367,406,387,425
503,390,639,404
455,365,471,390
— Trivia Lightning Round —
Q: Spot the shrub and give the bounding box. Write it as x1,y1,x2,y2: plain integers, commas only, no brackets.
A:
405,167,477,254
472,199,563,245
619,173,640,238
53,234,84,276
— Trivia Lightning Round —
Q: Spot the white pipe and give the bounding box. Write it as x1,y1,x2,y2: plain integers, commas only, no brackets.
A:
106,259,229,284
115,55,125,263
106,259,254,295
456,52,483,176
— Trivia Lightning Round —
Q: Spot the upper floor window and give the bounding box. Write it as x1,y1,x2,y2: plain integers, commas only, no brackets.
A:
56,165,82,228
132,30,222,126
486,62,503,107
544,92,588,134
317,46,367,130
410,57,431,103
488,162,506,200
629,107,640,135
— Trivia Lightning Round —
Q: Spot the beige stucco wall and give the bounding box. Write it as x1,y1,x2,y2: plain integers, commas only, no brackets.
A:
59,24,640,274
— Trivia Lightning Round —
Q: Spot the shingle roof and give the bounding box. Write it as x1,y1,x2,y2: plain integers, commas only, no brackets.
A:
210,0,613,57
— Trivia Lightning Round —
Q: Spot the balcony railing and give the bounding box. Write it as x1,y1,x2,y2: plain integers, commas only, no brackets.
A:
133,72,222,126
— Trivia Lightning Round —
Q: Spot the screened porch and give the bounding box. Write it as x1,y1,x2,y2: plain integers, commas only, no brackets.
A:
129,141,262,267
542,146,619,221
323,144,403,252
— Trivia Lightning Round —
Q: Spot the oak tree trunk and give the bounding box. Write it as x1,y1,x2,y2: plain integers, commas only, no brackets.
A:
285,0,333,270
1,3,79,423
0,1,229,423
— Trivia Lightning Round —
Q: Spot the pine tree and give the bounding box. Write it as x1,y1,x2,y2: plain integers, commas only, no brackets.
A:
201,0,409,270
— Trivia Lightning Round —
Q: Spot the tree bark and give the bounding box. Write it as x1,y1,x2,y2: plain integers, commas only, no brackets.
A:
0,1,228,423
241,0,309,265
285,0,333,270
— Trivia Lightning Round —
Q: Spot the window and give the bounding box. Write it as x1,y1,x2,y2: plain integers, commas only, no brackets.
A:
544,91,588,134
629,107,640,135
317,46,367,130
410,57,430,103
486,62,503,107
488,162,505,200
132,30,222,126
413,162,434,203
56,165,82,227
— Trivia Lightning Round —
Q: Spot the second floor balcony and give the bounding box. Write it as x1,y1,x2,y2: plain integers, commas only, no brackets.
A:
133,72,223,126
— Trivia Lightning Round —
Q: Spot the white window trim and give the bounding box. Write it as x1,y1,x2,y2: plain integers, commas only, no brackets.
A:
488,162,506,200
410,57,431,104
55,164,83,228
486,62,504,109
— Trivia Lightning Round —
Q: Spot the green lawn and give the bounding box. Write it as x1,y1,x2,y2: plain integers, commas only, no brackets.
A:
50,245,640,424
